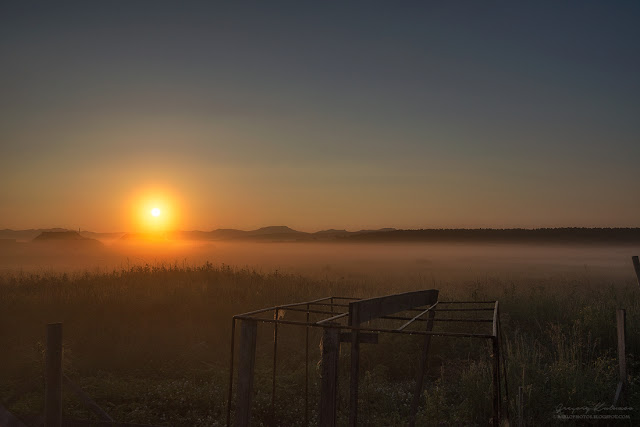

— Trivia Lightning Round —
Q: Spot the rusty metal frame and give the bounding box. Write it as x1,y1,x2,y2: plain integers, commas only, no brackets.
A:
226,294,509,426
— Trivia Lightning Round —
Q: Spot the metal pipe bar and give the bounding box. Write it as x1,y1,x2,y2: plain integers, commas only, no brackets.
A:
239,299,496,319
314,302,443,312
280,307,348,316
290,301,451,313
316,312,349,325
240,310,493,324
287,301,468,320
396,302,439,331
311,299,494,307
235,297,333,318
233,316,495,339
378,315,493,323
310,302,349,308
438,300,497,304
367,309,494,319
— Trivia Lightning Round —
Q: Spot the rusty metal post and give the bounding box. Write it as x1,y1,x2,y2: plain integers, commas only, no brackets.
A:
234,319,257,427
45,323,63,427
409,309,436,427
319,325,340,427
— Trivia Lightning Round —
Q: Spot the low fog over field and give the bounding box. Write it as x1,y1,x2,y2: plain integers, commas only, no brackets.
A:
2,236,638,284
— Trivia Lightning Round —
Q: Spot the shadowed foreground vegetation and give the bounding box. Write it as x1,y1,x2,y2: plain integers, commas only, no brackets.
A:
1,262,639,425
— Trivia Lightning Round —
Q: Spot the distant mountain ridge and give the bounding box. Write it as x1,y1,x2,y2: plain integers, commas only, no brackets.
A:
2,227,640,244
174,226,364,242
0,228,70,241
0,229,124,242
343,227,640,244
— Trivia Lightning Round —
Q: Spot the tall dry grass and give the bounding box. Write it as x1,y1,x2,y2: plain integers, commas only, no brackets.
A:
0,261,638,425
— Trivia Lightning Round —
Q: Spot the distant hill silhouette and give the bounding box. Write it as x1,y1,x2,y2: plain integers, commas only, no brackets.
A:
0,228,123,242
343,228,640,244
32,231,103,247
0,228,70,242
175,226,396,242
251,226,300,235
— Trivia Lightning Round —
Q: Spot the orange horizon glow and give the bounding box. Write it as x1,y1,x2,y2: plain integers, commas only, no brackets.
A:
128,188,182,233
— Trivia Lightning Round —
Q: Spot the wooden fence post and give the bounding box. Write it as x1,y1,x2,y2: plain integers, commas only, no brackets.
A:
234,319,257,427
613,309,627,405
491,301,501,427
45,323,62,427
349,311,360,427
319,325,340,427
492,336,501,427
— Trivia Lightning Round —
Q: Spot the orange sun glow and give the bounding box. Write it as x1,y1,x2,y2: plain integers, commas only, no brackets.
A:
128,188,182,234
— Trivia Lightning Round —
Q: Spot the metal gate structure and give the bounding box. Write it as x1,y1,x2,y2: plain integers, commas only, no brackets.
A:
226,290,509,426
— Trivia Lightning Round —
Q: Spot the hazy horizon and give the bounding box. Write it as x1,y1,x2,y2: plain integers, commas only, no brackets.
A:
4,224,640,237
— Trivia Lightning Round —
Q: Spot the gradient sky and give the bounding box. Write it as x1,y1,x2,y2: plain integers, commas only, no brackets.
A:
1,1,639,232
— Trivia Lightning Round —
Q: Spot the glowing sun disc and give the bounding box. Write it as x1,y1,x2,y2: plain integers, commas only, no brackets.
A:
151,208,161,217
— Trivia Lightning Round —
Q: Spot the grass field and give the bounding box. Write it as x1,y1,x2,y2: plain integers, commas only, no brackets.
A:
1,251,639,425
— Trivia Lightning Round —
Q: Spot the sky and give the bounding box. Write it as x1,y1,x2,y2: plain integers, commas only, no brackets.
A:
1,1,639,232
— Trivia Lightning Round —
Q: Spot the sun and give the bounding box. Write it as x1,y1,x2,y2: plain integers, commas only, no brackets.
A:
129,188,181,233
